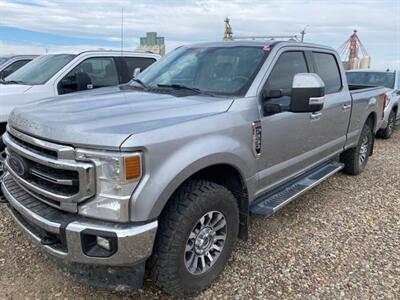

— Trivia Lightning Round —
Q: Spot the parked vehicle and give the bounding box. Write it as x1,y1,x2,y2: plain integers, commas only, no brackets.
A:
0,51,160,179
0,55,38,80
1,41,387,297
347,69,400,139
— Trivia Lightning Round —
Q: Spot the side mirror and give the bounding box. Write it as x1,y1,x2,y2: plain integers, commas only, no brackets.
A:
133,67,141,78
290,73,325,113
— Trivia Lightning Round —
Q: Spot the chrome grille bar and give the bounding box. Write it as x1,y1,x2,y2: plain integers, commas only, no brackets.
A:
3,128,95,212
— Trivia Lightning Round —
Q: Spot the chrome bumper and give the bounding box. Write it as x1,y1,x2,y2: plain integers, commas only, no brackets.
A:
1,173,157,266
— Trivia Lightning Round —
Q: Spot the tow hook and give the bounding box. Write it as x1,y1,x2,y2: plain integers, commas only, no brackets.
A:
41,235,60,246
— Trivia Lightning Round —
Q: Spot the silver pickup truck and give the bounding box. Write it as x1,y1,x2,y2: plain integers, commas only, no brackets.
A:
0,41,387,297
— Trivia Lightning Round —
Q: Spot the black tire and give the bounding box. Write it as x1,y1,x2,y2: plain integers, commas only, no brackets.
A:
377,110,396,139
149,180,239,297
340,122,373,175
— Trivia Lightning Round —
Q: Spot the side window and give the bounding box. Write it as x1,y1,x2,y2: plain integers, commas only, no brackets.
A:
59,57,119,95
124,57,156,79
313,52,342,94
264,51,309,107
1,59,31,79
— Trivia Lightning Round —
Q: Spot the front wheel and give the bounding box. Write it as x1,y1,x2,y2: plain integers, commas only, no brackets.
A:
340,122,373,175
377,110,396,139
149,180,239,297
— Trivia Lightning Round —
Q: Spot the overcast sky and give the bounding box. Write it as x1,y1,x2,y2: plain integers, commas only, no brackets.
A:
0,0,399,69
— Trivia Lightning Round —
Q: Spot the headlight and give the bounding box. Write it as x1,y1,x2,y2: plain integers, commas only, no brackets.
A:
75,149,143,222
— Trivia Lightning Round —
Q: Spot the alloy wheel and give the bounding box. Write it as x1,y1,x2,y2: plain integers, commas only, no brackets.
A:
184,211,227,275
359,135,369,166
387,113,395,136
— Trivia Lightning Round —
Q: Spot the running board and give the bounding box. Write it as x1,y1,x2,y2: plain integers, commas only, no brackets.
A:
250,161,344,216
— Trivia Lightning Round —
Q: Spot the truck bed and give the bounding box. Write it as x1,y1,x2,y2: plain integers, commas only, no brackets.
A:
347,85,387,142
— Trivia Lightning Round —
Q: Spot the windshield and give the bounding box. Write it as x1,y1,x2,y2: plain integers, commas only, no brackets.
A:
346,71,395,89
5,54,76,85
134,46,268,96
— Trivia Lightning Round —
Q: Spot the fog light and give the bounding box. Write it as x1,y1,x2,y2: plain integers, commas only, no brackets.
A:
81,230,118,257
96,236,111,251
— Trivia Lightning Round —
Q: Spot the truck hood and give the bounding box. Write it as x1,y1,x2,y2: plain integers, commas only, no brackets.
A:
9,87,234,149
0,83,34,94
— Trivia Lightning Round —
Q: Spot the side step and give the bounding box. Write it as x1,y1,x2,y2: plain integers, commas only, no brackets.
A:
250,161,344,216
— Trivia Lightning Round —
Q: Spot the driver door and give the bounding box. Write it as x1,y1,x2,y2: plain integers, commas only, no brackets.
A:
57,57,119,95
257,50,323,193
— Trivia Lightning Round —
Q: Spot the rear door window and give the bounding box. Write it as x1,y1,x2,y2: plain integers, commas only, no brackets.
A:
124,57,156,79
312,52,342,94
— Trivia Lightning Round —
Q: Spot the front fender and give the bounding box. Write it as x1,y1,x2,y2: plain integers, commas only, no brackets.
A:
129,135,256,222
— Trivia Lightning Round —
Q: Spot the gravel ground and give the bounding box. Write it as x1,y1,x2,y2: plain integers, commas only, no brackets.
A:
1,130,399,300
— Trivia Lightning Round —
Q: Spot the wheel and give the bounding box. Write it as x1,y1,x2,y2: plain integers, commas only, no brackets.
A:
340,122,373,175
377,110,396,139
149,180,239,297
0,139,6,181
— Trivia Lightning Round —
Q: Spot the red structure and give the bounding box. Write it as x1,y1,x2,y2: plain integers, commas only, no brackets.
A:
338,30,369,70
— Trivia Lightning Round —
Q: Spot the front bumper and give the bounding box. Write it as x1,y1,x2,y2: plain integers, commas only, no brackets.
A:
1,173,157,266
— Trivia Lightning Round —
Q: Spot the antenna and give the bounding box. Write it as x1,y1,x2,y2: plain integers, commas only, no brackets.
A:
300,25,309,42
121,7,124,54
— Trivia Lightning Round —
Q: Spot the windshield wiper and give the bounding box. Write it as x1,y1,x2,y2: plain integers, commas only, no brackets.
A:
131,78,148,89
157,84,212,95
1,80,29,85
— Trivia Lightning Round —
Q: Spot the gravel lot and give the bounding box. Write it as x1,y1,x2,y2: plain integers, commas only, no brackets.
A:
1,130,399,299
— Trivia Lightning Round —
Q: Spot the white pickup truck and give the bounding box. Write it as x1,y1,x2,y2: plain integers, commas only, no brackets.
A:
0,51,160,127
0,55,38,80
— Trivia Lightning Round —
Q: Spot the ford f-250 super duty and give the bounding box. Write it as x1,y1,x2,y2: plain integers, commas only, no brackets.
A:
0,41,387,297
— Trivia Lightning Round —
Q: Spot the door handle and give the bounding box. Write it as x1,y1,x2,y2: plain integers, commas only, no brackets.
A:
310,112,322,120
342,103,351,111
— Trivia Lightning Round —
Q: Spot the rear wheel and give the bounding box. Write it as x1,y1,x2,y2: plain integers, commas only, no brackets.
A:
149,180,239,297
378,110,396,139
340,122,373,175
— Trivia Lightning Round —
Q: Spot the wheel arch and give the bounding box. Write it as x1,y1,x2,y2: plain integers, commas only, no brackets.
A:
150,159,251,240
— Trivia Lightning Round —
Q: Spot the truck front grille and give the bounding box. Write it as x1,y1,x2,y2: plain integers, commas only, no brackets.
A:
8,132,58,159
3,126,95,213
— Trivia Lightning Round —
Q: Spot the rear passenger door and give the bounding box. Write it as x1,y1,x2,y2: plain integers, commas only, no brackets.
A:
310,51,352,158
